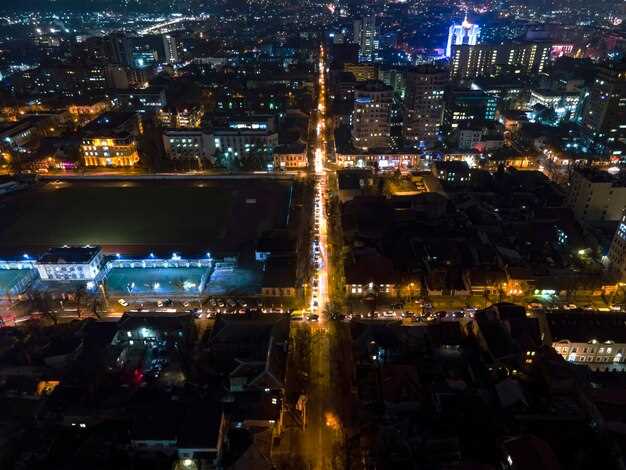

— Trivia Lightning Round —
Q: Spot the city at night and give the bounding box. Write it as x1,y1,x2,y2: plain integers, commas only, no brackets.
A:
0,0,626,468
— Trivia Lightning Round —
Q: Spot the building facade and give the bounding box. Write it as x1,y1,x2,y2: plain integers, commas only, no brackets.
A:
608,213,626,281
80,112,141,167
402,65,447,146
565,169,626,222
446,16,481,58
353,16,378,62
351,80,393,150
273,144,308,169
582,63,626,143
162,129,215,161
36,246,104,281
450,41,551,81
442,88,497,132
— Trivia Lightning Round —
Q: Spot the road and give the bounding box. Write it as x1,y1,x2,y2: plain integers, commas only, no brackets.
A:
294,45,354,470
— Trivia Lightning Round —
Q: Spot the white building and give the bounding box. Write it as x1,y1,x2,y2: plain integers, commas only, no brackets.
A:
163,35,178,64
36,246,104,281
565,168,626,222
528,89,582,121
213,129,278,161
550,313,626,372
162,129,215,161
553,340,626,371
446,15,480,58
351,80,393,150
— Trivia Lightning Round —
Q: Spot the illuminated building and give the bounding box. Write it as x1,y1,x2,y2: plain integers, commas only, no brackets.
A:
351,80,393,150
81,112,140,167
403,65,447,146
609,212,626,281
68,99,111,125
446,15,480,58
581,63,626,143
162,35,179,64
353,16,378,62
213,116,278,161
442,88,497,132
0,119,39,151
158,105,204,128
273,144,308,169
551,313,626,372
114,88,166,113
343,63,378,82
162,129,215,161
449,41,551,81
131,50,158,70
335,150,419,169
528,89,582,121
565,168,626,222
10,63,107,97
36,246,104,281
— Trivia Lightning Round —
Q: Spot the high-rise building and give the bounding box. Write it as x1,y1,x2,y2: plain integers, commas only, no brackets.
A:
163,35,179,64
351,80,393,150
449,41,551,81
132,34,179,66
403,65,448,146
442,88,497,132
565,168,626,222
446,16,480,58
608,211,626,281
353,16,378,62
582,62,626,143
104,33,132,66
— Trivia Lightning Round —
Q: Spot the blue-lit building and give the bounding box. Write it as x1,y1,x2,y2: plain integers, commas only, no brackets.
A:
446,16,480,58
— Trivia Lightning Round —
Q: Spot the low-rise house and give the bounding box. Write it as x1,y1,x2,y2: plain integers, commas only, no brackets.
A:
549,312,626,372
260,257,298,297
208,315,289,393
273,143,307,170
345,249,400,297
36,246,104,282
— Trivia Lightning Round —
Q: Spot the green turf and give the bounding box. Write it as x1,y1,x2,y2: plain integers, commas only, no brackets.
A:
0,269,33,295
106,267,209,295
0,180,291,249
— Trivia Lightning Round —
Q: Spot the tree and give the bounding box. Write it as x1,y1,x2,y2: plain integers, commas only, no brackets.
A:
32,292,57,325
91,298,102,320
74,285,85,319
138,118,166,172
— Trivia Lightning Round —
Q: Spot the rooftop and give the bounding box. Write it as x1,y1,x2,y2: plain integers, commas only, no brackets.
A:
81,112,137,133
38,246,101,264
575,168,626,186
548,312,626,344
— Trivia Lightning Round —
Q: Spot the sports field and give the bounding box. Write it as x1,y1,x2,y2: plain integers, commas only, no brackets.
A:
0,179,293,255
0,269,34,295
105,267,209,296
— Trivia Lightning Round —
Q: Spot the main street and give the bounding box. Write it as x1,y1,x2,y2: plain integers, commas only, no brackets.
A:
292,45,355,470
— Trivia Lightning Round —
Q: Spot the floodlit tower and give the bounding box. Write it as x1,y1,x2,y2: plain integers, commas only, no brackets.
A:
446,14,480,58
